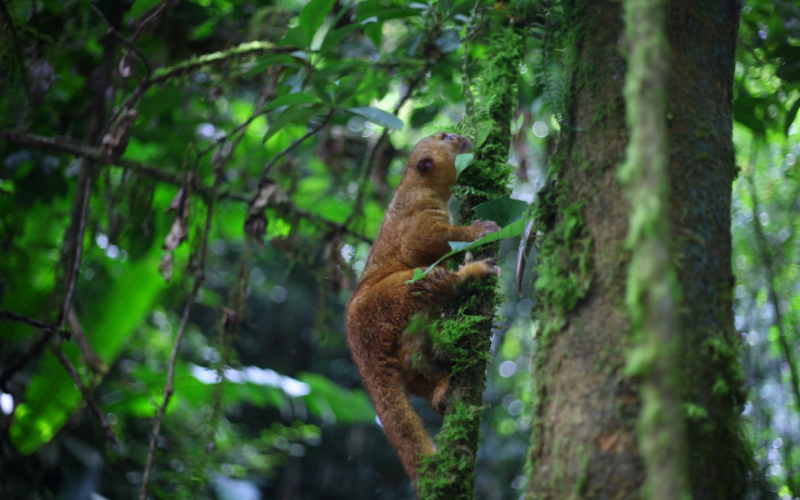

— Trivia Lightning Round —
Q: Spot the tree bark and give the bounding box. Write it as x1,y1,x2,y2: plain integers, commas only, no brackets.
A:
526,0,749,499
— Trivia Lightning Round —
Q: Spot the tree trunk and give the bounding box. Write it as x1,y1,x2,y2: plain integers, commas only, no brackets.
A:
526,0,749,499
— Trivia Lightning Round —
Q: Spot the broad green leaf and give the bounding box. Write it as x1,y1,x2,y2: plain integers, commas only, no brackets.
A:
475,121,495,149
262,106,319,144
319,24,361,56
347,107,403,130
246,54,301,76
264,92,323,111
455,153,474,177
281,26,309,48
299,0,337,47
407,219,527,283
411,104,440,128
473,198,528,227
299,372,375,424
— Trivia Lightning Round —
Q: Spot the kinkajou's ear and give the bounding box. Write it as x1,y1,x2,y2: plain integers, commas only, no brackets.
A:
416,158,434,173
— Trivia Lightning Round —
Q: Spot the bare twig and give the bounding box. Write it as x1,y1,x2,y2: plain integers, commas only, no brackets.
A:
91,4,153,79
0,129,371,243
130,0,169,41
258,108,337,182
345,47,443,227
202,69,283,161
0,311,62,392
0,310,61,332
51,343,119,444
139,140,225,500
67,307,105,374
59,161,92,328
746,174,800,414
137,285,198,500
100,41,292,145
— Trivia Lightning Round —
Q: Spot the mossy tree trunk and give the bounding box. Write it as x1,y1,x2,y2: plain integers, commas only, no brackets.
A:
417,9,523,500
526,0,748,499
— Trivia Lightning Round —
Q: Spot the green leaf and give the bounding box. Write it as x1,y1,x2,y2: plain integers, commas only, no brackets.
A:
246,54,301,77
281,26,310,48
407,219,527,283
319,24,361,56
473,198,528,227
786,97,800,136
299,0,337,47
298,372,376,424
347,107,403,130
356,2,420,21
455,153,474,177
130,0,162,19
410,104,439,128
475,121,495,149
263,106,318,144
264,92,323,111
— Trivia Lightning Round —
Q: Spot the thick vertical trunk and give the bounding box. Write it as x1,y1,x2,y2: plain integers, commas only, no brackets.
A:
664,1,749,498
526,0,748,499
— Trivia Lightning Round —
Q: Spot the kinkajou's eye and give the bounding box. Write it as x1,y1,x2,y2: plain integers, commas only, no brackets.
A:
442,133,457,140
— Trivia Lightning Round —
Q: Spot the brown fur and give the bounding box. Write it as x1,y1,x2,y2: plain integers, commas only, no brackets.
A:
345,133,499,489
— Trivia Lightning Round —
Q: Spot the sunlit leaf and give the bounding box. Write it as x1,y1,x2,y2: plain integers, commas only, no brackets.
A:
347,107,403,130
299,0,337,47
455,154,474,177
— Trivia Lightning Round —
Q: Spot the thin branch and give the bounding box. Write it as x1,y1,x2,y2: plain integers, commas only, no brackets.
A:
257,108,336,183
51,342,119,444
345,46,444,227
0,309,61,332
130,0,169,41
746,174,800,414
100,42,292,145
91,4,153,79
59,161,92,328
201,69,282,160
139,142,224,500
0,129,371,243
67,307,105,374
0,311,62,392
137,287,198,500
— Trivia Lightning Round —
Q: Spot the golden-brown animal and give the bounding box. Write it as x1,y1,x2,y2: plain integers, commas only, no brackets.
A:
345,132,499,488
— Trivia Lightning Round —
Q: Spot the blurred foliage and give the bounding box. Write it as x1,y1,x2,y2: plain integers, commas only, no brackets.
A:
0,0,798,499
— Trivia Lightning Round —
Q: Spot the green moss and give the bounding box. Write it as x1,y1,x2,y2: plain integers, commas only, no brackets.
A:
417,401,482,500
575,454,590,494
